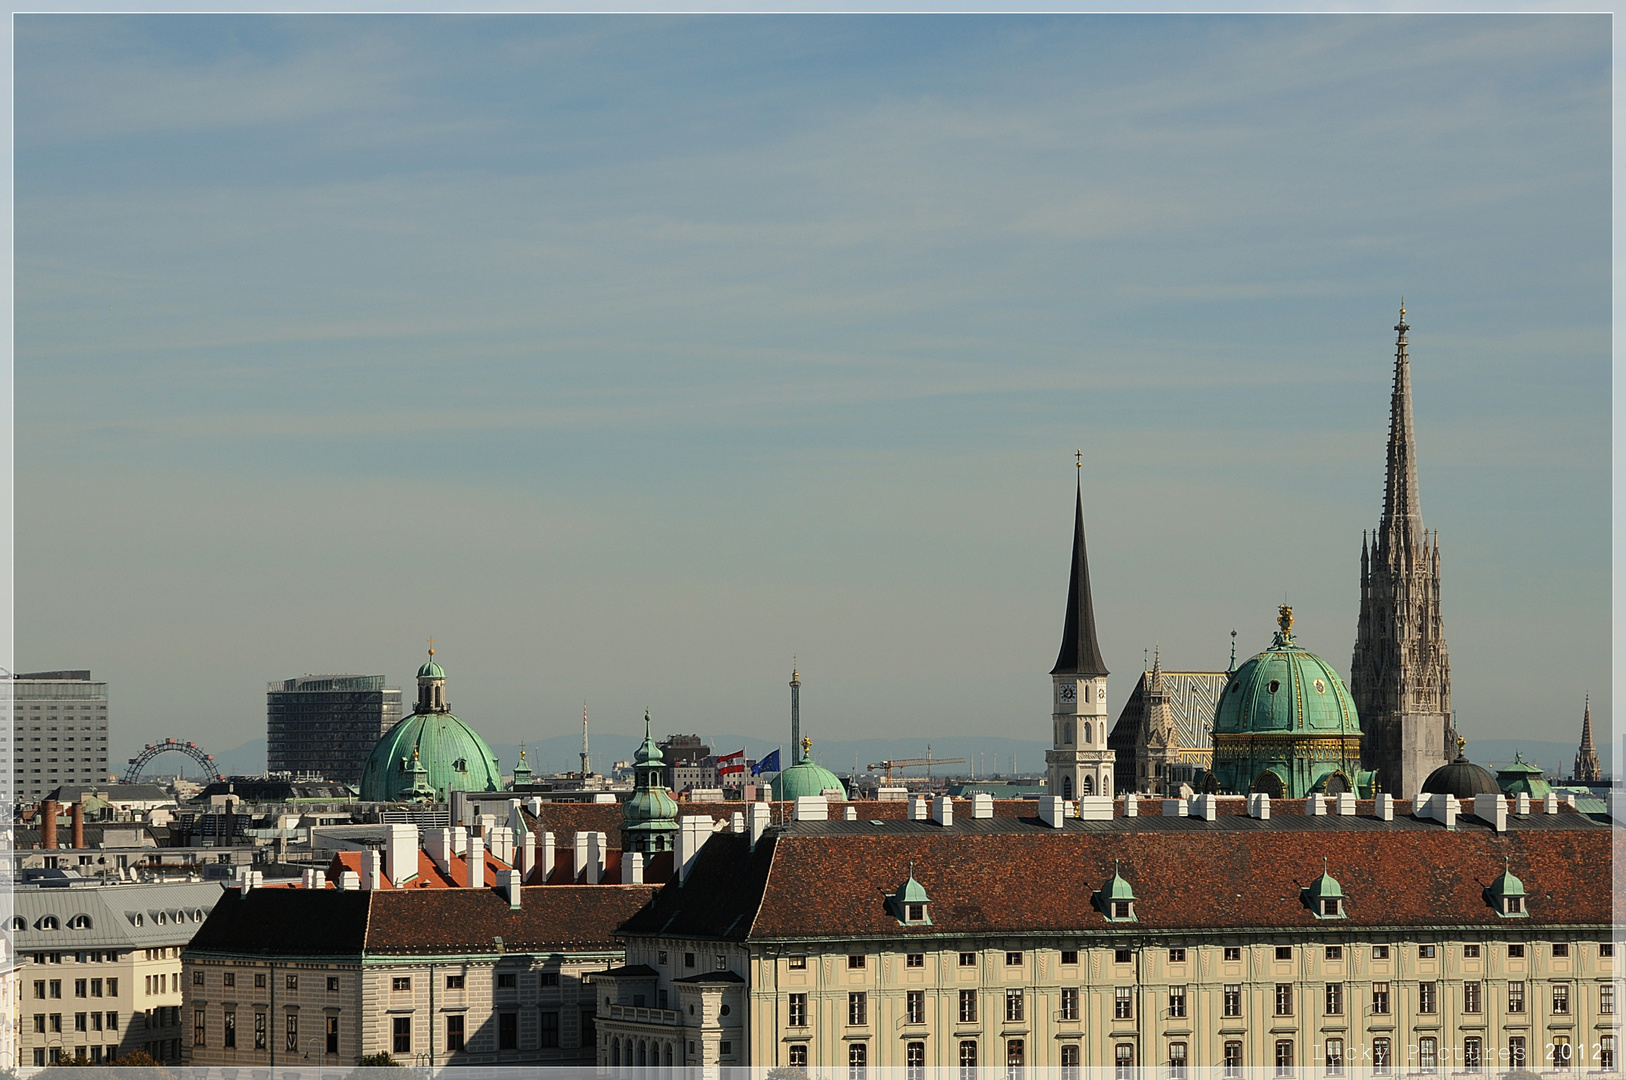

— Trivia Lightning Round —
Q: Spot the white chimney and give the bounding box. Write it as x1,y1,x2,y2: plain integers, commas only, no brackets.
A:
586,832,604,885
1544,792,1560,814
1375,793,1394,821
931,796,953,827
501,868,523,909
339,870,360,891
1162,799,1186,818
541,831,556,882
843,806,857,821
384,823,417,887
426,828,453,873
625,850,645,885
1038,796,1064,828
361,850,383,891
1191,794,1218,822
908,796,928,821
520,831,536,878
731,812,745,833
467,835,486,888
526,796,542,817
301,869,314,889
677,816,714,885
572,832,589,882
451,826,468,857
312,869,326,890
748,803,771,851
1515,792,1531,816
1335,793,1358,816
1472,794,1507,833
972,793,994,819
1305,794,1328,816
1123,793,1138,818
1247,793,1270,820
795,797,828,822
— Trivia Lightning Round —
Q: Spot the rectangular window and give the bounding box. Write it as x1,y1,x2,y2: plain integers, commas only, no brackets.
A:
848,954,866,970
74,1012,86,1032
1463,944,1480,958
255,973,266,988
325,1015,338,1055
327,977,339,993
540,971,559,987
1508,943,1525,959
1372,945,1390,959
539,1011,558,1048
1509,1036,1527,1069
959,989,977,1024
34,981,44,999
1005,988,1024,1022
1061,950,1078,966
789,1045,808,1069
223,972,235,989
392,977,411,992
1553,943,1570,958
960,1041,978,1079
1418,944,1436,959
1600,1035,1616,1071
1224,1041,1243,1077
848,1041,867,1080
1114,986,1133,1020
1464,980,1482,1013
788,955,806,970
1419,981,1437,1013
496,972,517,989
1061,1044,1081,1078
287,1012,298,1053
1114,948,1132,964
788,993,808,1027
1553,983,1571,1014
444,1014,464,1054
1419,1036,1438,1073
1275,946,1292,961
1509,981,1526,1012
1005,951,1022,966
907,991,925,1025
1325,1037,1344,1076
848,991,867,1026
907,1041,926,1080
285,975,297,991
684,952,695,968
1371,982,1390,1014
1116,1043,1136,1080
32,1015,44,1034
906,953,924,968
1223,984,1242,1017
1274,983,1293,1015
1603,983,1616,1015
254,1011,266,1051
1169,947,1187,963
1170,1041,1187,1079
1372,1038,1391,1074
1324,982,1343,1015
1060,987,1079,1021
391,1016,409,1055
959,952,976,967
75,979,86,998
223,1010,235,1049
1169,985,1187,1018
1603,943,1616,958
1464,1036,1483,1073
192,1011,205,1048
105,1012,117,1031
1224,947,1242,962
1274,1040,1294,1077
498,1012,517,1051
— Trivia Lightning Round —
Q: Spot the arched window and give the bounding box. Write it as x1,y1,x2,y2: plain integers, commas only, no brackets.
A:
1081,776,1095,796
1064,722,1073,745
666,1042,675,1066
1062,777,1073,800
1082,723,1092,745
611,1038,620,1066
9,916,25,931
68,914,91,930
37,915,59,931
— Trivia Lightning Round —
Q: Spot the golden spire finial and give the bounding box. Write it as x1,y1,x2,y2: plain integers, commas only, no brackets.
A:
427,636,435,658
801,735,813,757
1456,735,1466,759
1075,449,1083,470
1277,604,1294,640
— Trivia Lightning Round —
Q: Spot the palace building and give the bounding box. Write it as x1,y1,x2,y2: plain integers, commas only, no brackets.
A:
594,793,1613,1073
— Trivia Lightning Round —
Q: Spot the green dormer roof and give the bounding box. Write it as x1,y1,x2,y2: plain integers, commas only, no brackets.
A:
1101,865,1136,902
1485,860,1529,918
1496,753,1553,799
1096,861,1137,921
889,865,932,924
1303,859,1347,918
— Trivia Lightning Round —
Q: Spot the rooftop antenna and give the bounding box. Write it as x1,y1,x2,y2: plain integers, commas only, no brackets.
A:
1230,629,1238,672
580,702,591,777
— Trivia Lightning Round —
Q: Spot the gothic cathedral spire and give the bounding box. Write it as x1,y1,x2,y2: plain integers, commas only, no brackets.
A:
1047,470,1113,800
1574,696,1602,783
1354,303,1455,798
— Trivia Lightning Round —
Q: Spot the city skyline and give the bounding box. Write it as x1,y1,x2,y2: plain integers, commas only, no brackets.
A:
13,16,1609,768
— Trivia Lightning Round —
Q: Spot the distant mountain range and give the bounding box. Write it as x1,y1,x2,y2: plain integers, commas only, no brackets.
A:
197,733,1608,785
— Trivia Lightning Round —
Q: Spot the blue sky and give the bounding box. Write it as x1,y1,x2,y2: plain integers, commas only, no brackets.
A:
13,15,1609,769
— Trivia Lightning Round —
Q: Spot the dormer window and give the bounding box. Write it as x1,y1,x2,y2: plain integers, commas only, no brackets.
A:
889,864,932,926
1485,860,1529,919
1505,895,1524,915
1303,861,1347,920
67,915,92,930
1321,898,1343,917
1096,862,1137,923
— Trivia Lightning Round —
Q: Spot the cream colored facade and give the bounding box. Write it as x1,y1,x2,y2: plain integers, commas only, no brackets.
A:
604,932,1620,1072
184,950,616,1066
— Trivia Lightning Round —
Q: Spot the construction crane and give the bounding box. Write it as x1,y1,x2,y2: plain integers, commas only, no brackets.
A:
867,746,968,783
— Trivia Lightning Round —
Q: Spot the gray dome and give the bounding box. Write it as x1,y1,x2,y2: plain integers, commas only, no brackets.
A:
1421,753,1500,799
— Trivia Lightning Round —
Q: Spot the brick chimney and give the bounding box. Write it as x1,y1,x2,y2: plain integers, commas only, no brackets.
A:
41,800,58,850
70,802,84,849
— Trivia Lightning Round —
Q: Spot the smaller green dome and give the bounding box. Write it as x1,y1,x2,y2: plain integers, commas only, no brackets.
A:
1101,866,1136,903
1485,859,1528,918
1496,753,1552,799
418,658,445,679
1096,862,1137,921
772,750,846,801
889,865,932,924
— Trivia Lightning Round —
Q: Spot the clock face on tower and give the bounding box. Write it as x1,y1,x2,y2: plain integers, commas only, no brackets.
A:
1058,684,1077,703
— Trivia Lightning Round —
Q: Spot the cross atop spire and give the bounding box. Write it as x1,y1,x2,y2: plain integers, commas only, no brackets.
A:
1052,476,1109,676
1381,299,1424,558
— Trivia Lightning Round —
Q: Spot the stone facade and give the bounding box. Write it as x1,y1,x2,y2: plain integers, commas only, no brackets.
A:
1354,306,1455,799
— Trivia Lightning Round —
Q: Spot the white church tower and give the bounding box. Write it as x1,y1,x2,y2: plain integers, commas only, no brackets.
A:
1046,471,1113,800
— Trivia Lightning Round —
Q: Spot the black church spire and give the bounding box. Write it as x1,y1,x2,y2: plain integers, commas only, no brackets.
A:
1051,481,1109,677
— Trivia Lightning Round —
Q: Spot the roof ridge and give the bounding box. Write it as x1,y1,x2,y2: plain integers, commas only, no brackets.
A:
742,832,777,941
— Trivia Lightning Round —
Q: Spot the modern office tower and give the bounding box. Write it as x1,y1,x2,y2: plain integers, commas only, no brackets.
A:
266,675,402,786
11,671,110,803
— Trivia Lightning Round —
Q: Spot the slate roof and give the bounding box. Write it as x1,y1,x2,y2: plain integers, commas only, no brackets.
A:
1052,484,1109,677
186,884,657,959
13,881,225,952
622,813,1612,945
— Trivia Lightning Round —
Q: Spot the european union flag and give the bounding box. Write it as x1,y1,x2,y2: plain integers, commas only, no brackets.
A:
751,748,782,776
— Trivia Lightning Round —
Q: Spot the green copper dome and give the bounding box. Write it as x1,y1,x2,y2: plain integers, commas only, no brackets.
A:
623,714,680,852
1496,753,1552,799
771,746,846,801
359,657,500,802
1215,614,1361,737
418,658,446,679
